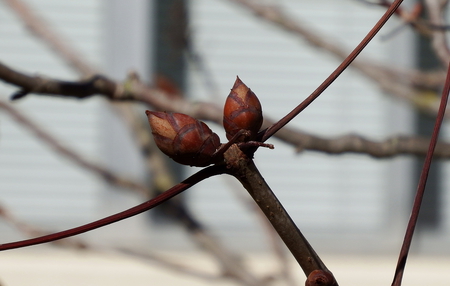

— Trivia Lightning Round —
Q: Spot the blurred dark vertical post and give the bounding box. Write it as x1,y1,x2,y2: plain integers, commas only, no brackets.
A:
153,0,188,91
149,0,190,223
413,1,442,230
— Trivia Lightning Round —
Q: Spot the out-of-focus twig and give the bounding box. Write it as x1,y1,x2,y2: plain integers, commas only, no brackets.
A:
227,0,446,116
424,0,450,65
116,247,221,281
0,165,227,251
360,0,431,36
0,99,149,197
2,0,97,76
0,202,227,282
257,0,403,143
279,130,450,158
4,61,450,158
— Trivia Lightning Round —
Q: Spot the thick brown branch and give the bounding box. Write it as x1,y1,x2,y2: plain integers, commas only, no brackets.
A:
223,144,335,281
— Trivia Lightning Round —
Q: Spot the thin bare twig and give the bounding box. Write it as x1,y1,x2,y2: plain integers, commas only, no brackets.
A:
360,0,433,36
424,0,450,66
258,0,404,141
391,46,450,286
228,0,446,116
0,202,230,282
278,130,450,158
0,165,226,251
0,203,88,249
116,247,221,281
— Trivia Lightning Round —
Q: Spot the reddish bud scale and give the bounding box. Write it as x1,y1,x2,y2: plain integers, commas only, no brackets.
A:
223,76,263,141
146,111,220,167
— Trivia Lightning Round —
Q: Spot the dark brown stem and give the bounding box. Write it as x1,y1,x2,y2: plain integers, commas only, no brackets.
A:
0,165,226,251
223,144,335,283
391,61,450,286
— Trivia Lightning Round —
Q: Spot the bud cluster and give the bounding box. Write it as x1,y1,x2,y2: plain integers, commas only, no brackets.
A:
146,76,263,167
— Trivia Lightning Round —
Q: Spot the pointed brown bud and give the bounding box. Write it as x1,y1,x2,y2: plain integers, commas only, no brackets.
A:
223,76,263,141
146,111,221,167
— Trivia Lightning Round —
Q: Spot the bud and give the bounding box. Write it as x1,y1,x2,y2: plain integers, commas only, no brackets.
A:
223,76,263,141
305,270,337,286
146,111,221,167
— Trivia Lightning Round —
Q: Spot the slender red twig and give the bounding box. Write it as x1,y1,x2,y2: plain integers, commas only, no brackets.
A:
261,0,404,142
0,165,226,251
391,63,450,286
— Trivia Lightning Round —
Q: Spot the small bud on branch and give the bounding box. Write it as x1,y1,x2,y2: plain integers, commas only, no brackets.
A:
223,76,263,141
146,111,221,167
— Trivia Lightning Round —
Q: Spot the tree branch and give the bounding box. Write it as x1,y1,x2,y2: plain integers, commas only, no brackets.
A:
275,129,450,158
258,0,404,142
223,144,337,284
3,64,450,158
